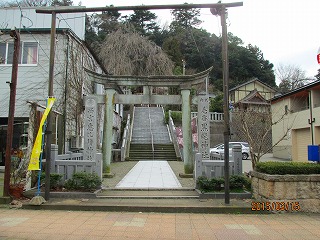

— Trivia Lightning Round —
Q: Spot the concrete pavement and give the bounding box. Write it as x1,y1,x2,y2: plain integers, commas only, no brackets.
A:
0,209,320,240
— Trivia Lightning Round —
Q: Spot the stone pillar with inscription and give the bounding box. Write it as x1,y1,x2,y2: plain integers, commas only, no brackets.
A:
83,97,97,162
197,93,210,161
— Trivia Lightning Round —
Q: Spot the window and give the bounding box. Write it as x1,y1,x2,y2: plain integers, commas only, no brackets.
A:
22,42,38,64
0,43,5,63
0,41,38,65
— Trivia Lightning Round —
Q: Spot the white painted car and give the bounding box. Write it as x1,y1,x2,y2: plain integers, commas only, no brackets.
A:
210,142,250,160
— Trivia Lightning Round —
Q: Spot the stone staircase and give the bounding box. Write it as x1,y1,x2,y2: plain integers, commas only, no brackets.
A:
129,144,177,161
129,107,177,161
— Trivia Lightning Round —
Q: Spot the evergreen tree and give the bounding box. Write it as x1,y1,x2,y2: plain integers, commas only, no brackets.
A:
123,9,160,36
51,0,73,6
85,6,122,45
170,4,202,30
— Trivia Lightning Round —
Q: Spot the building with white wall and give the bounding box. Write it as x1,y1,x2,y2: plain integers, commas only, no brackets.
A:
0,7,118,160
271,81,320,161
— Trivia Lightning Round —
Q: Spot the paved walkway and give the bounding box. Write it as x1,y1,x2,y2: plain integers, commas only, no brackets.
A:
0,209,319,240
116,161,182,189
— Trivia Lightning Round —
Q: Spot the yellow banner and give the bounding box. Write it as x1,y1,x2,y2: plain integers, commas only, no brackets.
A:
28,98,55,171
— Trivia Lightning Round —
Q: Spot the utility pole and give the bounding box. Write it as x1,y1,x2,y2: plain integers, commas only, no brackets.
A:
220,5,230,205
44,12,56,200
211,4,232,204
3,29,20,196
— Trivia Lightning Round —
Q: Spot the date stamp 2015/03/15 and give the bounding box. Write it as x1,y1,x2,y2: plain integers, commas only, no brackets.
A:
251,201,301,211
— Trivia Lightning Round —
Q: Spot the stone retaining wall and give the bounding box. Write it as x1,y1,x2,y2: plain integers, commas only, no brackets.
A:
251,171,320,213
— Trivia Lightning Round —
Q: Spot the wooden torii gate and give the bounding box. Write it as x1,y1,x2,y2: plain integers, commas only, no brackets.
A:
83,67,212,174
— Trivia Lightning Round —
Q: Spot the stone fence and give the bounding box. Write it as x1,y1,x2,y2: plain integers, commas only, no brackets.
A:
50,145,102,181
195,145,243,179
251,170,320,213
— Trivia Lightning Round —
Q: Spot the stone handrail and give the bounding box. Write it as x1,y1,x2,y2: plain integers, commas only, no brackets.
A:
168,110,181,160
121,114,131,161
148,107,155,158
130,107,135,143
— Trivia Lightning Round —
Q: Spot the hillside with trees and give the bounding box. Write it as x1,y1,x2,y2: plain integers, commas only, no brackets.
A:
85,5,277,94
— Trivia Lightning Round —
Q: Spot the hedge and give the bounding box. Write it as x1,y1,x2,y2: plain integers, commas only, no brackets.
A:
197,175,251,192
255,161,320,175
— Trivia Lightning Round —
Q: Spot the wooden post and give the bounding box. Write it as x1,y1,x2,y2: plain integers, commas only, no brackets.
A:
44,11,56,200
3,29,20,197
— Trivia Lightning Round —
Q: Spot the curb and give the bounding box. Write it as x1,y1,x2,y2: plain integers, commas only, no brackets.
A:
21,203,255,214
195,189,252,199
23,190,98,199
0,197,11,204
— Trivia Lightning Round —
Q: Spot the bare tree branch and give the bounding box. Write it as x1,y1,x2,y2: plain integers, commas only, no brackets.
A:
97,26,174,76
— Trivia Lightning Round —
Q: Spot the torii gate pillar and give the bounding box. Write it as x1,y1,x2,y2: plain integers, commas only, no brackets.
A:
181,88,193,174
102,87,116,173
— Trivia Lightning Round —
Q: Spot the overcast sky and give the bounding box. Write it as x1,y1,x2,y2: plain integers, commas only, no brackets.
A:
75,0,320,80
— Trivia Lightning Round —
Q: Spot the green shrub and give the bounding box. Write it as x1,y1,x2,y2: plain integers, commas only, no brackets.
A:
197,175,251,192
40,173,63,190
210,177,224,191
64,172,101,192
229,175,251,191
196,176,211,192
255,161,320,175
164,111,182,124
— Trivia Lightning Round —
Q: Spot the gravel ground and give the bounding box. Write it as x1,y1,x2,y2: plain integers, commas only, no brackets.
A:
102,160,195,188
167,161,195,188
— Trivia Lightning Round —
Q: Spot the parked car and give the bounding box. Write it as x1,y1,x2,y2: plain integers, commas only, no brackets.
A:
210,142,250,160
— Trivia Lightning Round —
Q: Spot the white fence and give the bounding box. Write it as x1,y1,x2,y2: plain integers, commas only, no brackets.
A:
191,112,224,122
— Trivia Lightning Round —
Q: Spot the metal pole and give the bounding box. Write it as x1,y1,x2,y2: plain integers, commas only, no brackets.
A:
44,12,56,201
221,6,230,205
3,29,20,196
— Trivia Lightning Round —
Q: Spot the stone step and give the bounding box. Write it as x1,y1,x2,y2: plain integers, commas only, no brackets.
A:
130,144,175,149
129,144,177,161
96,189,199,199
